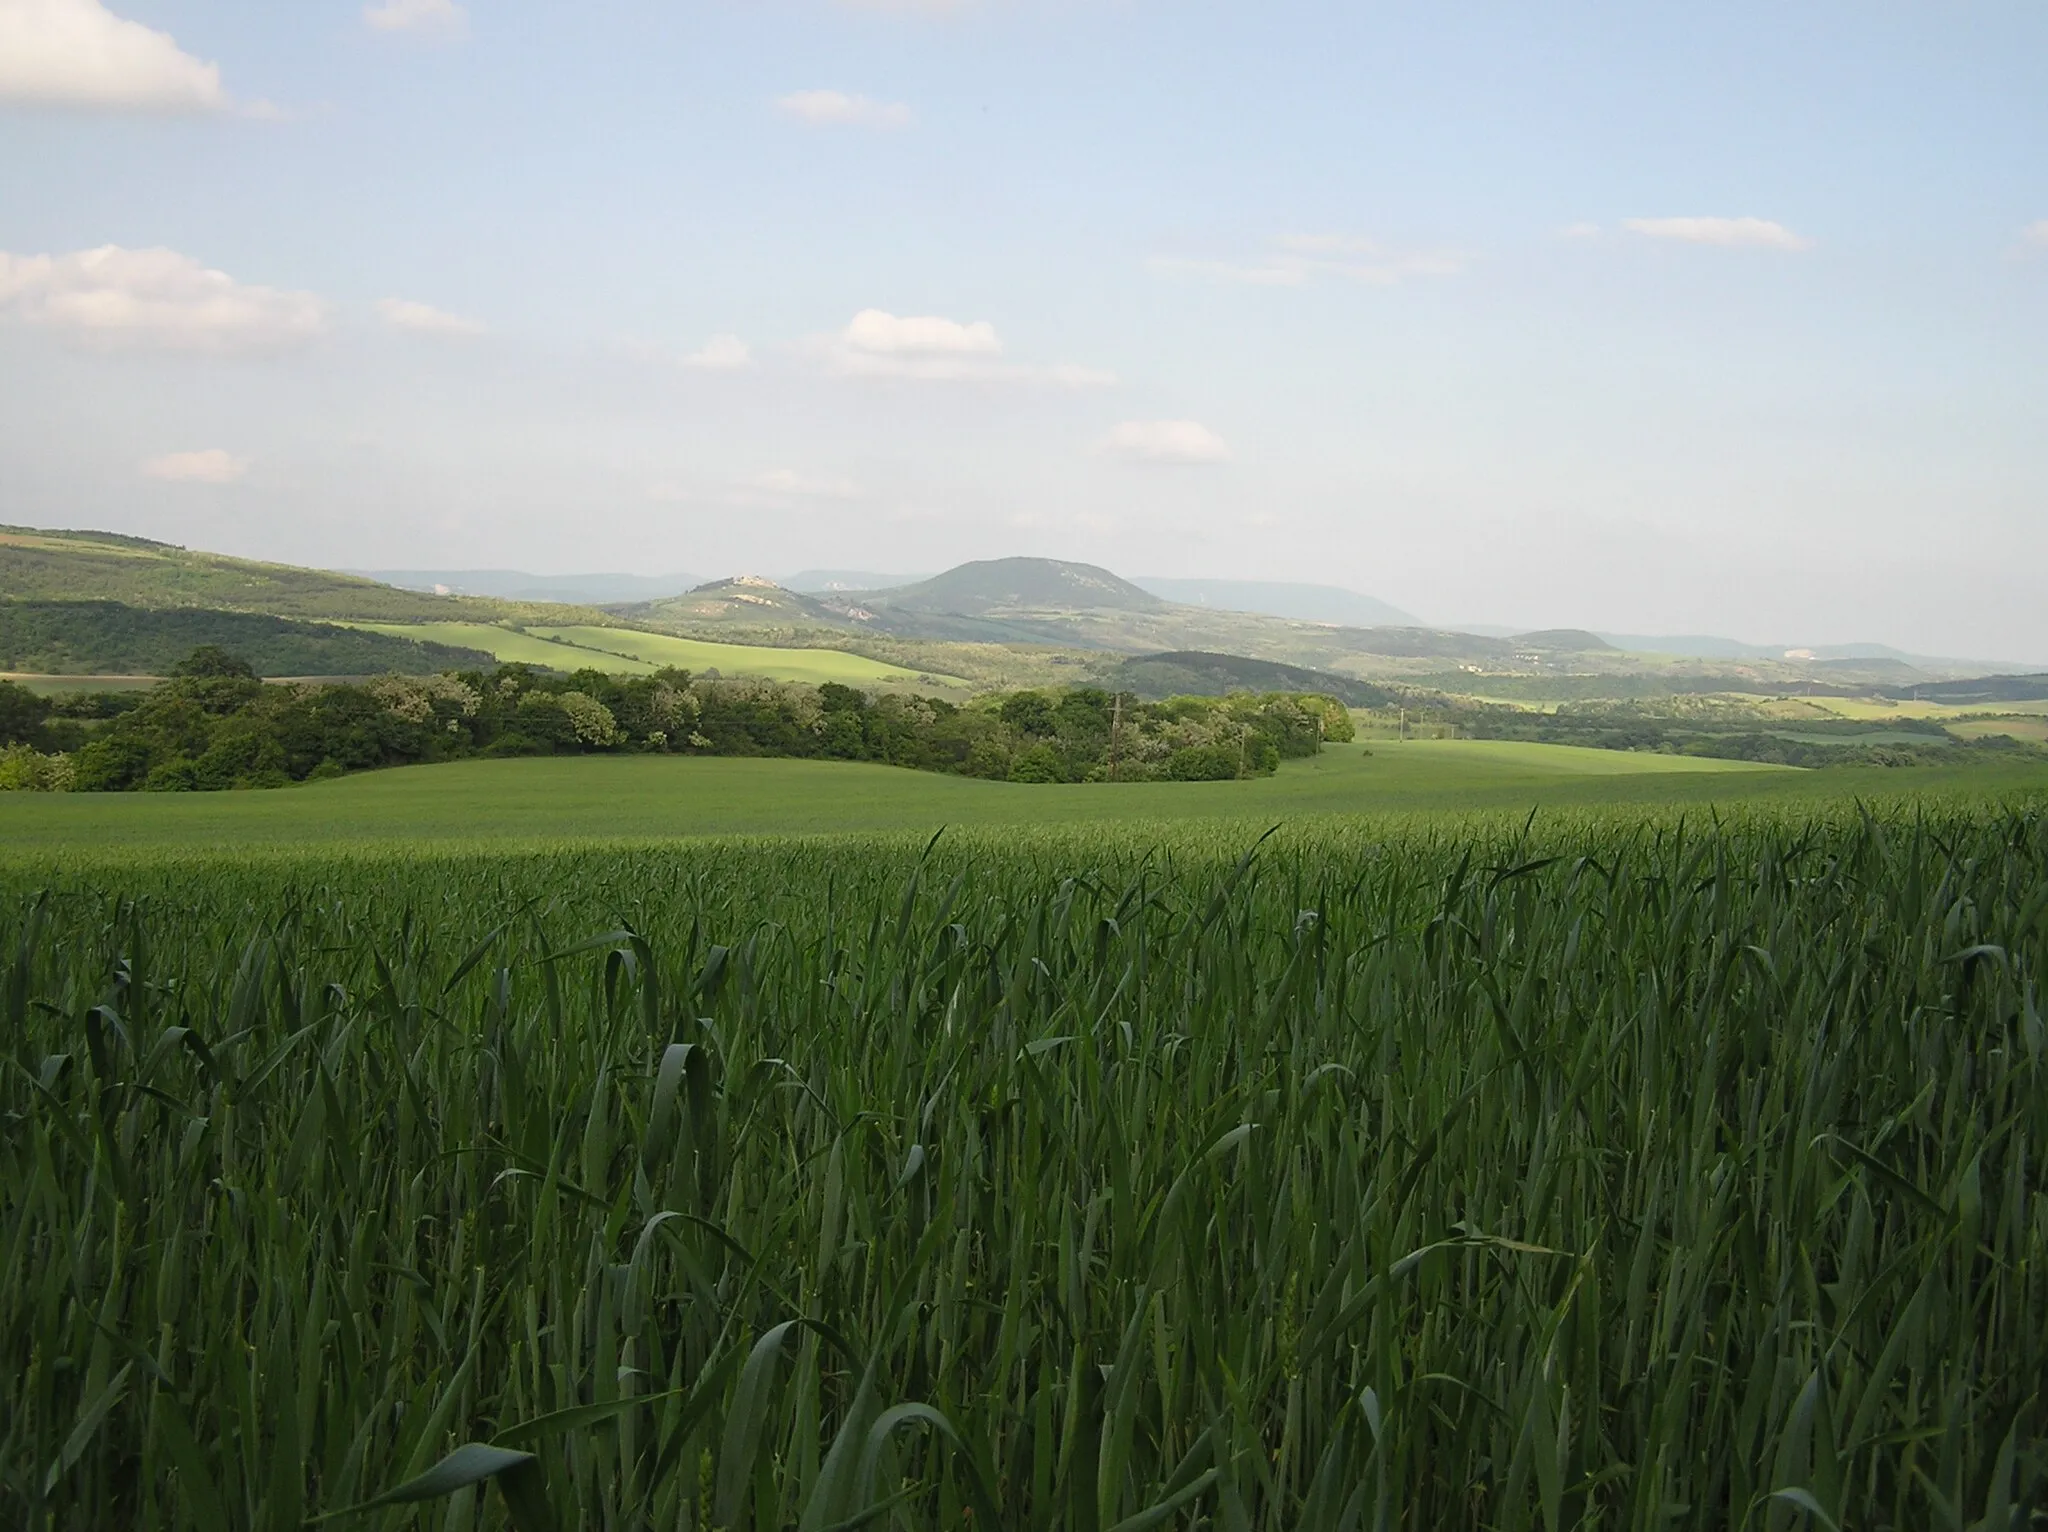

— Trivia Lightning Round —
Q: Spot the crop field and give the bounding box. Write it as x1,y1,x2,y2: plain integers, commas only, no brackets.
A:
3,800,2045,1528
4,741,2045,856
4,738,2017,856
524,627,951,689
354,622,942,688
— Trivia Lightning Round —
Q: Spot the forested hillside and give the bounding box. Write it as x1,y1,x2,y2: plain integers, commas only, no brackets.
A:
0,600,495,677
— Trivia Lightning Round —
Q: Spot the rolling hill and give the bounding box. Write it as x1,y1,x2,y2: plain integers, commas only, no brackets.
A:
871,558,1166,615
0,601,495,677
13,528,2025,699
1110,651,1394,706
629,559,1521,670
0,526,508,621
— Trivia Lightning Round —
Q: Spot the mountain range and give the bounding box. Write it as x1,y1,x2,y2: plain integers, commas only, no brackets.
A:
8,527,2036,687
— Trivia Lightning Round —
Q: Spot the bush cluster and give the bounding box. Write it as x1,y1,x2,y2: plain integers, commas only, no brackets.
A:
0,646,1353,792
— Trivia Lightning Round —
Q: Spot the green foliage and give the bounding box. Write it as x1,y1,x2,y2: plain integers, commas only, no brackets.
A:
0,743,72,791
0,681,47,746
1458,704,2047,768
0,599,498,676
2,807,2045,1525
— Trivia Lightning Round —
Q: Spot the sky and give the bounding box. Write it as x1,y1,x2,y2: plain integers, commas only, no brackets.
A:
1,0,2045,660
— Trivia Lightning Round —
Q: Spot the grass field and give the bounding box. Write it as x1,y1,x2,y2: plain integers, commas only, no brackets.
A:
10,738,2022,855
4,801,2044,1527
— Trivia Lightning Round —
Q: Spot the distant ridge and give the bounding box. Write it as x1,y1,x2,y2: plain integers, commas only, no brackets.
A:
360,569,703,605
781,569,929,593
1132,577,1417,629
868,558,1165,615
1513,629,1615,652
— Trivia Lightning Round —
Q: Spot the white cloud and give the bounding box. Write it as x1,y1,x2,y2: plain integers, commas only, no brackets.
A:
363,0,467,36
1622,216,1814,251
0,0,229,111
0,245,326,353
1099,419,1231,465
1152,233,1470,288
143,448,247,484
751,469,861,500
775,89,912,128
2023,220,2048,250
816,307,1113,386
844,308,999,356
376,297,485,336
683,334,753,370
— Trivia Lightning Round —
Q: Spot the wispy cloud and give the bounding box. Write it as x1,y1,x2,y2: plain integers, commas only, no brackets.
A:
2022,219,2048,250
1152,233,1470,288
376,297,484,337
0,0,230,112
683,334,753,370
1099,419,1231,465
0,245,326,353
1621,216,1814,251
813,308,1113,387
775,89,912,128
143,448,248,484
363,0,468,37
750,469,861,500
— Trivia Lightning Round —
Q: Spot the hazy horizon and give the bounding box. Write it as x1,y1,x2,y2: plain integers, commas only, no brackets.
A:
3,1,2044,660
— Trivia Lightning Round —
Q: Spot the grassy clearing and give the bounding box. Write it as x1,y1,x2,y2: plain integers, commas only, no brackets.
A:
527,625,951,688
1951,716,2048,743
3,806,2044,1526
3,738,2006,855
354,622,950,688
352,622,660,674
0,672,159,695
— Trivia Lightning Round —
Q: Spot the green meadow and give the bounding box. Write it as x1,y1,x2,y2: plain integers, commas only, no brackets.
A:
9,738,2029,856
8,737,2048,1527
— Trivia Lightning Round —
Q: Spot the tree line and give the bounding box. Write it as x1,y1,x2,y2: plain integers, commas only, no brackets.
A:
0,647,1354,793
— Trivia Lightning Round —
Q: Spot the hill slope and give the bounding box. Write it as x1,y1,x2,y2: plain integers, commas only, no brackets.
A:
631,557,1524,667
0,601,496,677
1,526,557,623
1110,651,1394,706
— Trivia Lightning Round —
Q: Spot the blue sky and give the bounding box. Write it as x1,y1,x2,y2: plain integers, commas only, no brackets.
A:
2,0,2044,658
